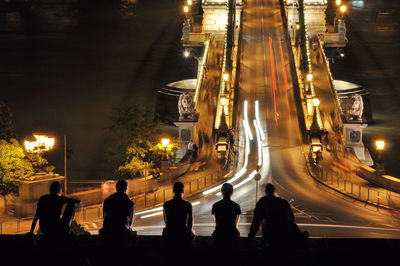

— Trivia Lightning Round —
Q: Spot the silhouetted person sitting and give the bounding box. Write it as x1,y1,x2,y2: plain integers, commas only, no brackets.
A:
248,183,295,248
100,180,135,237
212,183,241,247
29,181,80,236
163,182,193,247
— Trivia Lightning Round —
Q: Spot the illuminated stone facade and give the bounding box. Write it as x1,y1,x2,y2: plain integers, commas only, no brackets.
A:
201,0,242,34
287,0,327,35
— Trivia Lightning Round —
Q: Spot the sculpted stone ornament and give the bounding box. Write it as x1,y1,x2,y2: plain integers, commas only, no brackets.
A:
178,92,195,121
344,93,364,122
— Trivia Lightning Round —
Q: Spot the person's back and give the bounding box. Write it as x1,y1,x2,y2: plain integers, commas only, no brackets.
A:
163,196,192,230
249,184,294,247
163,182,193,246
29,181,80,236
37,194,70,234
101,180,135,235
212,183,241,245
103,193,134,233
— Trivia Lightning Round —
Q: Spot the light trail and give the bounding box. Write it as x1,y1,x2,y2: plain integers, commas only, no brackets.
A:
203,101,252,195
269,36,279,127
140,201,200,219
243,100,253,140
216,170,258,196
255,100,266,141
278,36,292,121
203,119,249,195
253,119,262,167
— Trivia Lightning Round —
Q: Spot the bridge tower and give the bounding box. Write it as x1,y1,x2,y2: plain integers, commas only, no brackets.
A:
201,0,242,35
287,0,327,36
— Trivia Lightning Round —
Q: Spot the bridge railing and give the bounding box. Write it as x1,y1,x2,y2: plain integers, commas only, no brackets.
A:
310,161,400,212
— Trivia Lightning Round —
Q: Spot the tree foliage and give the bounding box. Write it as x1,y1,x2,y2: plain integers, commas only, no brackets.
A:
0,101,16,140
0,139,34,195
108,106,179,178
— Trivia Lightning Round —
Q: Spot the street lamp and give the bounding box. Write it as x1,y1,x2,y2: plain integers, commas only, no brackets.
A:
24,134,55,173
183,49,190,58
222,73,229,82
306,73,313,82
375,140,385,175
24,134,55,153
187,0,192,6
161,138,171,170
312,97,320,107
336,0,341,6
161,138,170,148
340,5,347,19
183,5,189,17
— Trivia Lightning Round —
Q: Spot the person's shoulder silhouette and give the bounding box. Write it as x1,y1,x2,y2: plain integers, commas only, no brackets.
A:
212,183,241,245
163,182,193,246
102,180,135,235
29,181,80,236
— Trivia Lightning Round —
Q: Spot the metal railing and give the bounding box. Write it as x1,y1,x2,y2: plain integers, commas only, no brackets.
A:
0,172,223,234
311,162,400,212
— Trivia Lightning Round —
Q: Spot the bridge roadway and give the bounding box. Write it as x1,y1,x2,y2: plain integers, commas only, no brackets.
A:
131,0,400,238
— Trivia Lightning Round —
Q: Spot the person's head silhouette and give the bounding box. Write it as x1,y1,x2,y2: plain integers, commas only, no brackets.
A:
50,181,62,195
265,183,275,196
173,182,184,197
221,183,233,199
116,180,128,194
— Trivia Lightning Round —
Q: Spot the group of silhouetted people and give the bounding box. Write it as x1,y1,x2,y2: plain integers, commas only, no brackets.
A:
29,179,307,250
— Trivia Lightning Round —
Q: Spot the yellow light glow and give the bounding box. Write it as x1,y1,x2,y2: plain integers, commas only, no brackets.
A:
340,5,347,13
183,5,189,13
187,0,192,6
336,0,341,6
376,140,385,151
306,73,313,82
24,140,36,152
161,138,170,148
220,96,228,107
295,23,300,30
312,97,320,107
25,134,55,152
222,73,229,82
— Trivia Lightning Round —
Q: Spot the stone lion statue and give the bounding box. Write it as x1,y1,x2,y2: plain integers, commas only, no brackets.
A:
344,93,364,121
178,92,195,120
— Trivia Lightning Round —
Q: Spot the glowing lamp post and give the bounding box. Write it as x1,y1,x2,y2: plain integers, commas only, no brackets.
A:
335,0,341,6
161,138,171,170
183,5,189,18
24,134,55,176
340,5,347,19
375,140,385,175
187,0,192,6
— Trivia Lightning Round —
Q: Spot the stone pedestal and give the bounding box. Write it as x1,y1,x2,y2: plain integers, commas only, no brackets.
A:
174,121,198,161
343,123,373,166
14,175,65,218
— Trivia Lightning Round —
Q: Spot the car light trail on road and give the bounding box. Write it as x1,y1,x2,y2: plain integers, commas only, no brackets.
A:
203,101,252,195
278,36,291,121
269,36,279,127
255,100,266,141
253,119,262,167
243,100,253,140
140,201,201,219
216,170,258,196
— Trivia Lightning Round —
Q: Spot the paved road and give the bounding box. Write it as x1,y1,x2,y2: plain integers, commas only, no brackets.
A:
120,0,400,238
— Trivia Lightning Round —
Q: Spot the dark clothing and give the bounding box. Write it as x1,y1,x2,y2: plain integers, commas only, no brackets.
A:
102,192,135,234
163,196,193,245
36,194,79,235
212,199,241,236
212,199,241,246
248,195,295,246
